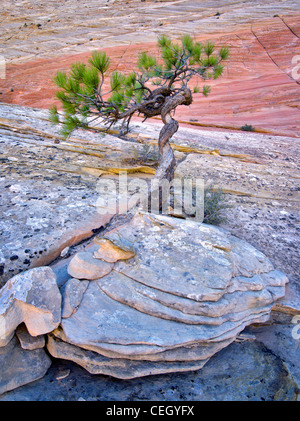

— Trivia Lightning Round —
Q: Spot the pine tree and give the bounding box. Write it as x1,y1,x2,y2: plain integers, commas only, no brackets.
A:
49,35,229,182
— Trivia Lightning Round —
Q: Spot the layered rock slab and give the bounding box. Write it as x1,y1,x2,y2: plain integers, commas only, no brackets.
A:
67,251,114,280
0,104,144,286
0,335,51,396
47,334,212,380
97,270,286,325
51,212,288,379
0,266,61,347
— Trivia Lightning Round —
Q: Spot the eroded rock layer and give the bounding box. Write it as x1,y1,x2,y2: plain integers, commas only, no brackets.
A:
47,212,288,379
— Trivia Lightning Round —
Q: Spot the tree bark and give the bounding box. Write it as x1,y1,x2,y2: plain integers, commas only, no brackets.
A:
148,87,193,211
154,86,193,183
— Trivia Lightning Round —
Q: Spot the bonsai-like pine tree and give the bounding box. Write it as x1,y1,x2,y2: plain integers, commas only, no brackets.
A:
49,34,229,182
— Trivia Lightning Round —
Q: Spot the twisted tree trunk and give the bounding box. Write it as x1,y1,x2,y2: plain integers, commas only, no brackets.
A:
154,86,193,183
148,87,193,211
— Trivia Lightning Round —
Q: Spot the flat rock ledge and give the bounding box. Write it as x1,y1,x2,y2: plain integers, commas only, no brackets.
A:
0,212,289,393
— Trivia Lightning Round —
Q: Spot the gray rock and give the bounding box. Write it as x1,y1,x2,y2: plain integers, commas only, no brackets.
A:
55,212,287,378
0,335,51,395
61,278,89,319
61,280,272,350
0,266,61,347
15,324,45,350
249,311,300,389
2,339,298,401
93,238,135,263
52,326,235,362
109,213,275,302
47,334,210,379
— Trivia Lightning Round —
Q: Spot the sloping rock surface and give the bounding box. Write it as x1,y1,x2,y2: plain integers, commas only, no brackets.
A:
0,266,61,347
0,0,299,400
1,0,299,136
0,104,153,286
48,212,288,379
0,103,299,311
0,335,51,396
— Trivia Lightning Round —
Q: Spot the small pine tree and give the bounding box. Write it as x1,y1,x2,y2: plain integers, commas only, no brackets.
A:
50,34,229,182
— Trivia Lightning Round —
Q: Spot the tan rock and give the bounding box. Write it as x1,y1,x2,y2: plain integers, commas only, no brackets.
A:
0,266,61,347
93,238,135,263
67,251,113,280
60,267,276,351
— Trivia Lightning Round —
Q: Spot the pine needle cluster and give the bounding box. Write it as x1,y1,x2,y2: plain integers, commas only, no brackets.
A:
49,34,229,137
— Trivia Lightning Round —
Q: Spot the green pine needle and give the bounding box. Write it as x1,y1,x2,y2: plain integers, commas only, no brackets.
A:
89,51,110,74
53,71,68,89
202,85,211,96
48,105,60,125
50,34,229,139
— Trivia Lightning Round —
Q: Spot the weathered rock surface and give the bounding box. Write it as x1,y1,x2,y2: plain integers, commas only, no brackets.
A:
61,278,89,319
0,335,51,396
93,238,135,263
15,324,45,350
0,0,299,400
0,103,150,286
0,101,298,397
249,311,300,388
46,212,288,379
67,251,114,280
170,125,300,314
0,266,61,347
47,334,212,379
2,339,298,401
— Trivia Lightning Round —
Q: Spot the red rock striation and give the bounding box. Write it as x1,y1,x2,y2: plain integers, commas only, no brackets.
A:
0,16,299,137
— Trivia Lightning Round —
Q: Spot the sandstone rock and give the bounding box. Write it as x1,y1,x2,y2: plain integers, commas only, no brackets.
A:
172,135,300,312
54,212,287,378
61,278,89,319
15,324,45,350
0,335,51,395
107,213,275,302
67,251,114,280
249,312,300,388
0,266,61,347
47,334,210,379
5,337,298,401
96,270,286,325
93,238,135,263
1,1,299,137
52,326,235,363
0,0,298,398
61,279,272,350
0,104,119,286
